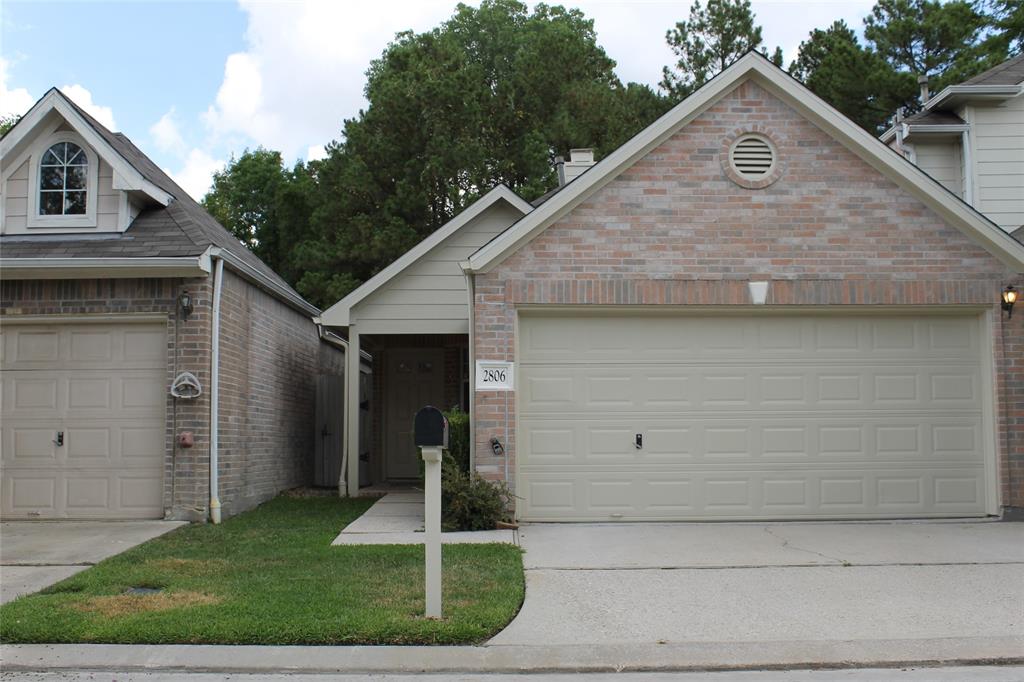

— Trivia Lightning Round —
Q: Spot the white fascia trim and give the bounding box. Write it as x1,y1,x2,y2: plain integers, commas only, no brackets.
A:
0,256,211,280
465,52,1024,273
1,90,173,207
207,246,321,317
318,184,532,327
925,84,1023,110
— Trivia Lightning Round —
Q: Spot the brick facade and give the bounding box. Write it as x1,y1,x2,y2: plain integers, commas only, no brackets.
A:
472,80,1024,513
1,271,343,521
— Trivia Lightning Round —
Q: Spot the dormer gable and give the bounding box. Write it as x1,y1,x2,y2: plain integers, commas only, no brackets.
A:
0,88,173,235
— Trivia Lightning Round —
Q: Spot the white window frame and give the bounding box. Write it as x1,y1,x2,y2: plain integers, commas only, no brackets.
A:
27,131,99,229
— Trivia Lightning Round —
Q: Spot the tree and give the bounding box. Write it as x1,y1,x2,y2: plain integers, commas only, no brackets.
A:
790,20,917,132
202,148,316,285
980,0,1024,58
864,0,989,98
0,114,21,137
661,0,779,100
295,0,671,306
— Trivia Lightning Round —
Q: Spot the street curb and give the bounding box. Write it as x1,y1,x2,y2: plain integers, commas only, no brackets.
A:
3,637,1023,674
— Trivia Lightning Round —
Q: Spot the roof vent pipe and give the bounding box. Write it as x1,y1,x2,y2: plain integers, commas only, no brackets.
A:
556,148,596,186
918,74,930,103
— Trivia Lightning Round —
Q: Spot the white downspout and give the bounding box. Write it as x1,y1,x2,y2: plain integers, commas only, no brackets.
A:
209,256,224,524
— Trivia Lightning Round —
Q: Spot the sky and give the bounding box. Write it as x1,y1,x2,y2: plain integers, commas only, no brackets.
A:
1,0,877,201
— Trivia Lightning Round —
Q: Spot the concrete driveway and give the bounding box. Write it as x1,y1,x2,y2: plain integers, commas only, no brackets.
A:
490,521,1024,652
0,520,186,604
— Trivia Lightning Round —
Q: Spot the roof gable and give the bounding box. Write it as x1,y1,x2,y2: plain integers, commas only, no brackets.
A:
320,185,532,327
1,89,173,207
466,52,1024,274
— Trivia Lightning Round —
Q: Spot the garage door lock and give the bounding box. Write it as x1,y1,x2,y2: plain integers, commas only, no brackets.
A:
53,431,63,447
634,433,642,449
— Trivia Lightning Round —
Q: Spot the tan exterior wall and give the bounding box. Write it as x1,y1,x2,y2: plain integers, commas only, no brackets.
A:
911,140,963,198
353,201,523,333
472,80,1024,512
969,94,1024,231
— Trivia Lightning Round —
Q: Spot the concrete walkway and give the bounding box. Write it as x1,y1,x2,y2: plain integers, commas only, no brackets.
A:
490,521,1024,648
331,491,517,545
0,520,186,604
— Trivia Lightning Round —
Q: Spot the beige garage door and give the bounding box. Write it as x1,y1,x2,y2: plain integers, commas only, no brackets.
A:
518,312,991,521
1,321,166,519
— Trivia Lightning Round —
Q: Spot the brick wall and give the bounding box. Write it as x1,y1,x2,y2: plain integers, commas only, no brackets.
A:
472,80,1023,511
216,269,344,516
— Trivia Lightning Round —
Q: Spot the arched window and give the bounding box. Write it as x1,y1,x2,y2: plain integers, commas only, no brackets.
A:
39,141,88,215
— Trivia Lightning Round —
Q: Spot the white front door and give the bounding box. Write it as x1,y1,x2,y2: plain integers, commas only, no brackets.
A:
1,321,166,519
517,311,991,521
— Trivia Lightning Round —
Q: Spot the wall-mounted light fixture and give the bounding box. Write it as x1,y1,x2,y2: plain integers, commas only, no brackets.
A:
1002,285,1017,318
178,291,194,321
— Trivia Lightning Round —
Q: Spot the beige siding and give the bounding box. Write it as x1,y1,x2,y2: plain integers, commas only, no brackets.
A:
2,160,29,231
972,94,1024,231
912,140,962,198
354,200,523,332
96,160,120,230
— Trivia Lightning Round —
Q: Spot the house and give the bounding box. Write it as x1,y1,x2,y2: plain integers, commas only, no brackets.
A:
881,54,1024,234
0,88,364,522
323,51,1024,521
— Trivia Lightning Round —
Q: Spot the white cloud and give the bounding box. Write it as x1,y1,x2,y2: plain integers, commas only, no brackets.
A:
201,0,877,163
59,84,117,130
166,149,225,202
150,108,187,156
203,0,453,161
0,57,35,118
306,144,326,162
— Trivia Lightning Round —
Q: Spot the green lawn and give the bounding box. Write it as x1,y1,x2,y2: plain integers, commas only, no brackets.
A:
0,496,525,645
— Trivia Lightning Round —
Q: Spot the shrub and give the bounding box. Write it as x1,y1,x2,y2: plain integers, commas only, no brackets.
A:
441,454,512,531
443,407,470,472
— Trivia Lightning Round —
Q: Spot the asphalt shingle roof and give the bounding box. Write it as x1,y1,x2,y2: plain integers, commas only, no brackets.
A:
1,89,306,305
901,109,966,126
962,53,1024,86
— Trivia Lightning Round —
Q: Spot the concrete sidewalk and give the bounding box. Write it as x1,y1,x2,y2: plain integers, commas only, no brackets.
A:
331,491,517,545
3,638,1022,675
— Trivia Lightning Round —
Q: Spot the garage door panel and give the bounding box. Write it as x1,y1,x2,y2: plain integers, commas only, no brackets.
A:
1,322,166,519
520,466,986,520
520,364,982,415
517,313,990,521
520,416,984,467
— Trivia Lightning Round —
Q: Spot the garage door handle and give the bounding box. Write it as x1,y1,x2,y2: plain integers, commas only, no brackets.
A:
634,433,642,449
53,431,64,447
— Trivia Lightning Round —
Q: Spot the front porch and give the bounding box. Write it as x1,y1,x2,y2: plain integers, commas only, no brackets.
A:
350,333,469,491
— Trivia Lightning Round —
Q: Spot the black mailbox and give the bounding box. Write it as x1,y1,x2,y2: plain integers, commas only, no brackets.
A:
414,406,448,449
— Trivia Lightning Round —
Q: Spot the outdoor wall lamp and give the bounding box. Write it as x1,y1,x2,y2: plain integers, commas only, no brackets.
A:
1002,285,1018,319
178,291,194,321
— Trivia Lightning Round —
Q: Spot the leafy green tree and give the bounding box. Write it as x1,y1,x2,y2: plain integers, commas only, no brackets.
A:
202,148,316,285
661,0,779,99
864,0,989,97
0,114,21,137
296,0,670,306
980,0,1024,58
790,20,917,132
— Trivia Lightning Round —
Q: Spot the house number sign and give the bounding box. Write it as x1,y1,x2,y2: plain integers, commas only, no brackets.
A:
475,360,514,391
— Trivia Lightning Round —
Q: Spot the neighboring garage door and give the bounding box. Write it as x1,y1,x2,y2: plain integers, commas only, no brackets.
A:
517,312,991,521
1,321,166,519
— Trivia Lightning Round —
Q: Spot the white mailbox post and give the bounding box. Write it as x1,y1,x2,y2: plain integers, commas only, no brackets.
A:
414,406,448,619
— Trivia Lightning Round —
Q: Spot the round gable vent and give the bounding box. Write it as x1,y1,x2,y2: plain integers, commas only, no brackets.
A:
729,134,775,179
